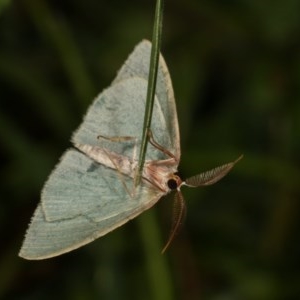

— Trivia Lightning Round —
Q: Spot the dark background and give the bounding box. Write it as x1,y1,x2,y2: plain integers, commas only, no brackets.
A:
1,0,299,299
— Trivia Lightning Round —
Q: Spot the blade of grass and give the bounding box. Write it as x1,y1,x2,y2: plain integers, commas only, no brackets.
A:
135,0,164,186
0,0,10,15
22,0,95,109
134,1,173,299
0,53,75,138
137,210,174,300
0,110,53,191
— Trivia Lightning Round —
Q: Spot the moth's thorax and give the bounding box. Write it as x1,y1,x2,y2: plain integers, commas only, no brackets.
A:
75,143,179,193
143,158,179,193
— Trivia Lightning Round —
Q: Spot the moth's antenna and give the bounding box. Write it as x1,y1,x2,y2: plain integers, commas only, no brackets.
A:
161,190,186,253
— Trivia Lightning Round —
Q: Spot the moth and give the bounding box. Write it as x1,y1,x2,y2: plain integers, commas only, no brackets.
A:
19,40,241,259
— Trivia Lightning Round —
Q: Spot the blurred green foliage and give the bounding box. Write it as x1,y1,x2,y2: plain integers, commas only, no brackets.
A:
0,0,300,299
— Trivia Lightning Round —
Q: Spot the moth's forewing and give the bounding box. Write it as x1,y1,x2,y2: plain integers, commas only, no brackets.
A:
113,40,180,160
19,150,163,260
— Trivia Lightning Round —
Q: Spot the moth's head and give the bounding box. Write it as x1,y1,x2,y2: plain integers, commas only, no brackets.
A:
167,174,182,191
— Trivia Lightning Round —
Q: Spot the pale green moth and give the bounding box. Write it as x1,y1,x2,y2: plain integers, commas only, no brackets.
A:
19,40,241,260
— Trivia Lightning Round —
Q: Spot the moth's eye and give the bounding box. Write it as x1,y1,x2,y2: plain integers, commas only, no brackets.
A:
167,178,178,190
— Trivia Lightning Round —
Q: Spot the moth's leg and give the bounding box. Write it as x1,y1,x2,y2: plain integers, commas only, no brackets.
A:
97,134,135,143
97,134,138,168
100,147,136,197
147,129,178,162
97,135,138,198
